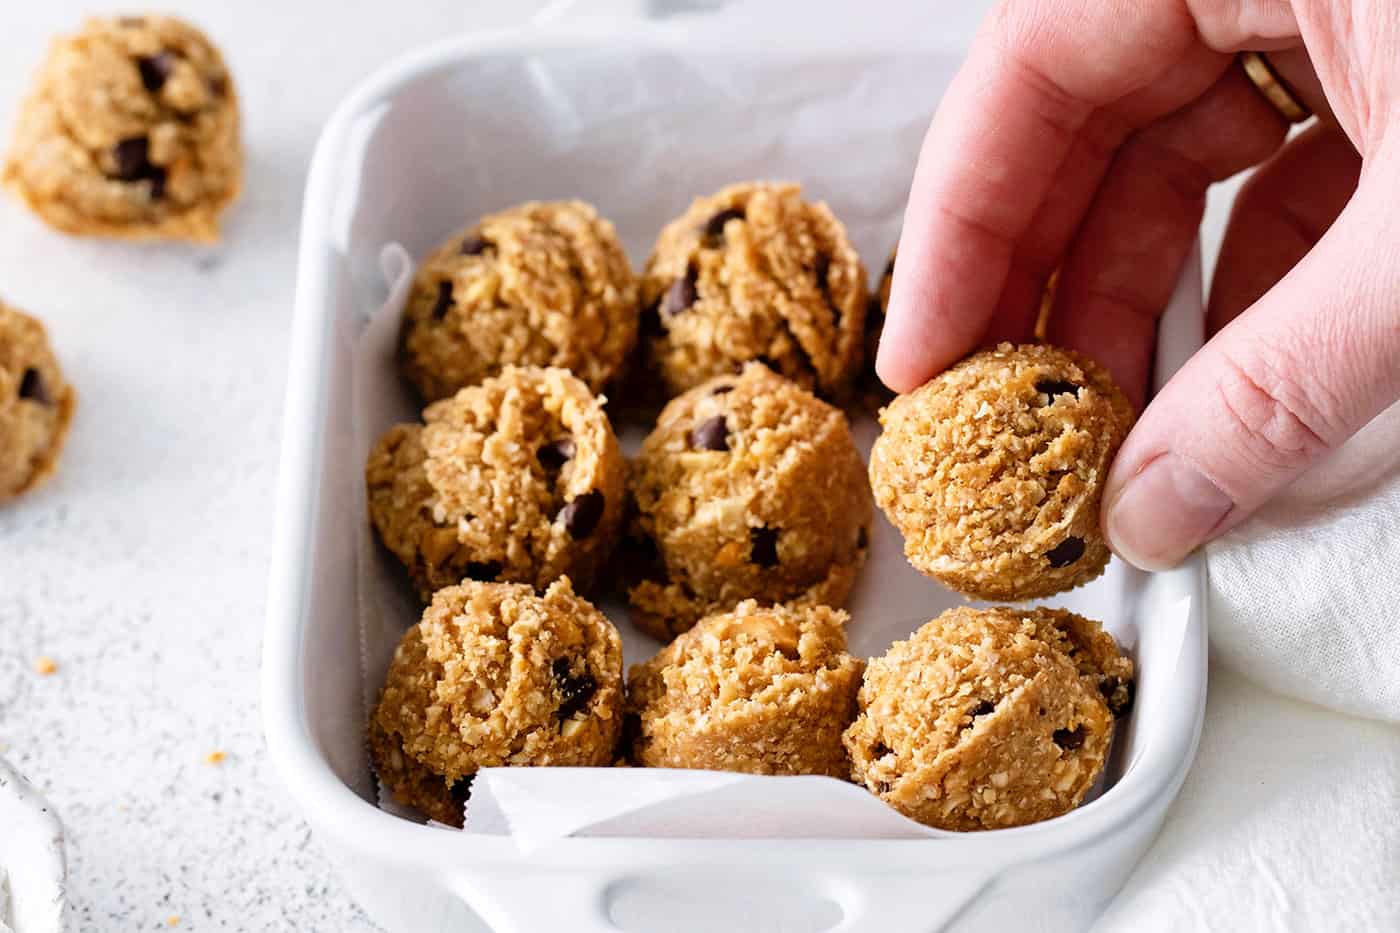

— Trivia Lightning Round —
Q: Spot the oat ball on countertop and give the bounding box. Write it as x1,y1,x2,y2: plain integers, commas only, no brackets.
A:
399,200,639,403
624,363,872,640
869,343,1134,601
3,15,241,242
640,181,867,402
844,605,1129,831
626,601,863,777
368,578,624,826
0,300,76,504
367,366,626,601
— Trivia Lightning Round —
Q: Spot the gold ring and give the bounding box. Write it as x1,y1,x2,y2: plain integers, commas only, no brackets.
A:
1240,52,1311,124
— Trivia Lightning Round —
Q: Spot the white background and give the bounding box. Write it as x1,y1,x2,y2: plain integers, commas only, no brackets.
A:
3,1,1396,932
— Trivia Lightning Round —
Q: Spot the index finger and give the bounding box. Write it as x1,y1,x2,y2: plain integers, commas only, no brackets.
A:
875,0,1283,392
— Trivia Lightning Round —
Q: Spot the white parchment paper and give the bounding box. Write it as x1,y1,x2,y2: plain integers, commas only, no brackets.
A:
341,25,1193,849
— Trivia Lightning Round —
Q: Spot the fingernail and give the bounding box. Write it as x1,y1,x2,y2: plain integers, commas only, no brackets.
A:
1106,455,1234,571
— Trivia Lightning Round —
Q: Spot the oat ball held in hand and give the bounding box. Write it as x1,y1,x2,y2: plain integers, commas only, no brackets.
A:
3,15,241,242
369,578,623,826
367,367,626,601
625,363,872,640
869,343,1134,601
641,181,867,401
626,601,863,777
844,606,1127,831
399,200,639,403
0,301,76,504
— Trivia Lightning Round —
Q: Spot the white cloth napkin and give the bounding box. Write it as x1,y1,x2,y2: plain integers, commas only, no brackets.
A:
1207,401,1400,722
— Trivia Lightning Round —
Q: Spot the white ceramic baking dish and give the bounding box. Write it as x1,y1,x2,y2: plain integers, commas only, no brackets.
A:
262,19,1209,933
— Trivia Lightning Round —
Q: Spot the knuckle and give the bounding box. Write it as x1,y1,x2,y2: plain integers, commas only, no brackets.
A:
1212,349,1336,476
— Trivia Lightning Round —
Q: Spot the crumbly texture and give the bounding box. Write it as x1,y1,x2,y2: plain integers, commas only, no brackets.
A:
626,601,863,776
3,15,241,242
869,343,1134,601
367,366,626,601
844,605,1127,831
640,181,867,402
399,200,639,403
625,363,872,640
0,301,76,503
368,578,623,826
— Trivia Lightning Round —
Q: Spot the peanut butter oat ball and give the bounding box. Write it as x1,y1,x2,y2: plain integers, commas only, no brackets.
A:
844,605,1128,831
626,601,863,777
399,200,639,403
640,181,867,402
869,343,1134,601
0,301,75,504
625,363,873,640
3,15,241,242
367,366,626,601
369,578,624,826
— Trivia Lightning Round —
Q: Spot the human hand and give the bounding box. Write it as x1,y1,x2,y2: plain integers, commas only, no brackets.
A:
877,0,1400,570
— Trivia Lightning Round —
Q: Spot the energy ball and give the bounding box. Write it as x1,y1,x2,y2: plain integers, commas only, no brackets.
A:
399,200,639,403
844,605,1128,831
640,181,867,402
3,15,241,242
869,343,1134,601
626,601,863,777
0,301,76,504
369,578,624,826
625,363,872,640
367,366,626,601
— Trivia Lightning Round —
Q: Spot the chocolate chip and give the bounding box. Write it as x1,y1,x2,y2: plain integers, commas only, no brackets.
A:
208,75,228,97
620,712,642,751
971,700,995,717
537,436,576,472
1053,726,1086,750
110,137,167,198
463,560,501,582
661,269,697,317
552,658,597,721
871,741,891,758
449,775,474,806
701,207,745,243
1036,379,1081,400
111,137,152,180
18,368,49,404
875,781,891,795
856,526,869,550
137,52,176,93
689,415,729,451
1045,537,1086,568
430,281,454,319
460,235,491,256
1101,677,1135,718
560,491,605,539
709,384,734,396
749,527,779,567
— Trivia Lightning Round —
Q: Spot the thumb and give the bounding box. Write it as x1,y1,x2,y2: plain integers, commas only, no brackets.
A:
1102,160,1400,571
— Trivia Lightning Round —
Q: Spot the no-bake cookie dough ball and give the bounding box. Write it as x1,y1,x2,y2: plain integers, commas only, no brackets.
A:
869,343,1134,601
399,200,639,403
626,601,863,777
844,605,1125,831
369,578,624,826
640,181,867,402
625,363,873,640
0,301,76,504
367,366,626,601
3,15,241,242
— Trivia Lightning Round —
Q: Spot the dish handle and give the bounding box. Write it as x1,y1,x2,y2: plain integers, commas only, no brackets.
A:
445,866,994,933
